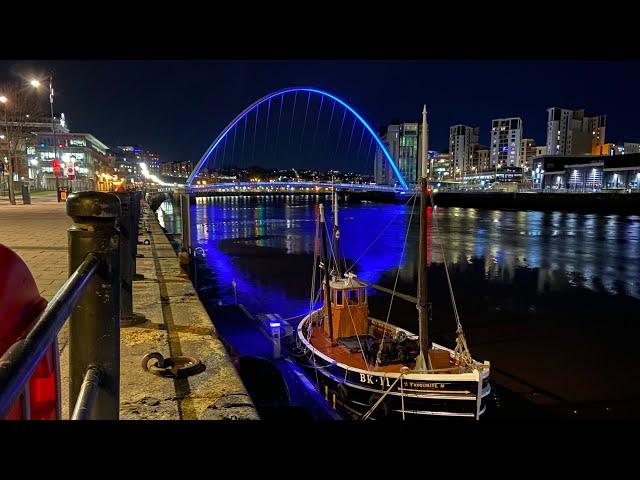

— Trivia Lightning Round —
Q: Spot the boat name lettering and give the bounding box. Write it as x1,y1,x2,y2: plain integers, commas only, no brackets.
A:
407,382,446,389
359,373,392,387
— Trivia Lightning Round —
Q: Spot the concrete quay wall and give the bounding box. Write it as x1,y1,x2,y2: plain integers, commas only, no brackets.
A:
433,191,640,214
122,201,259,419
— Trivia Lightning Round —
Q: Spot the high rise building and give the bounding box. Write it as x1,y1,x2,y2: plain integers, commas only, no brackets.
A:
374,121,426,187
471,145,491,172
546,107,606,156
520,138,537,171
112,145,161,180
490,117,523,168
397,123,419,185
449,125,479,177
160,160,194,178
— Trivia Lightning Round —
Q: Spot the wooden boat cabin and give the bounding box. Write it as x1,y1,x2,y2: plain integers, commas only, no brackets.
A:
322,273,369,343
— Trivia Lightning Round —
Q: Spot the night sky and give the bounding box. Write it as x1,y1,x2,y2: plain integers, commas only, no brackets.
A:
2,60,639,166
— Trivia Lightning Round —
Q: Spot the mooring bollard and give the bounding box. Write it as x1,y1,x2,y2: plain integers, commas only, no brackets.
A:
132,191,146,276
67,191,121,420
131,191,141,262
115,191,146,326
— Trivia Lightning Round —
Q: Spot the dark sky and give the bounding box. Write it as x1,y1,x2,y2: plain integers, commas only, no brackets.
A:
2,60,639,165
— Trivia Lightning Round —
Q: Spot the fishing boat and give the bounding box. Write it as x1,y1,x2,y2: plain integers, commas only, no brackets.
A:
294,106,491,420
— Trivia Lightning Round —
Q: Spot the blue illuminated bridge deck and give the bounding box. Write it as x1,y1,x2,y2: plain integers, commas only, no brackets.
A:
189,181,405,194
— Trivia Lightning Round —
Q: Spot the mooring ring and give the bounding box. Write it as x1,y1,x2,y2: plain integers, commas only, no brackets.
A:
141,352,205,379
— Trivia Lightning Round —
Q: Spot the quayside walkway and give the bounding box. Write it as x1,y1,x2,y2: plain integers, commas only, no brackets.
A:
0,192,258,420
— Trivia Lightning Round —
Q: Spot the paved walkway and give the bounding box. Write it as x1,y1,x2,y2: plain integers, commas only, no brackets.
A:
0,192,69,300
0,192,258,420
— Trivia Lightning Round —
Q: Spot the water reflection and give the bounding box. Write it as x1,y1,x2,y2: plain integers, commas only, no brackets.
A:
158,196,640,327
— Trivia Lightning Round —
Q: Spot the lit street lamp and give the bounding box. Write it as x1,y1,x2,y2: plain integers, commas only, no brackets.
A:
30,74,61,201
1,94,17,204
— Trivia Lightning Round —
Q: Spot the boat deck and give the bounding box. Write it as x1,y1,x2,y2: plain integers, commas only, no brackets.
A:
309,326,460,374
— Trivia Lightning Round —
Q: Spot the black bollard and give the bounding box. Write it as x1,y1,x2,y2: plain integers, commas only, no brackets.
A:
21,183,31,205
115,192,146,326
132,191,145,278
67,191,121,420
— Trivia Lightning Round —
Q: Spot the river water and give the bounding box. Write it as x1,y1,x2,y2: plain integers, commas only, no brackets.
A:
158,195,640,419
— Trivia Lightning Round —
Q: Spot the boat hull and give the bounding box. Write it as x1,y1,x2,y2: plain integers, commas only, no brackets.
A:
295,312,491,420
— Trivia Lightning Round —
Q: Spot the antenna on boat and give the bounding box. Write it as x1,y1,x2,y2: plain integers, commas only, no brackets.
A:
415,105,432,371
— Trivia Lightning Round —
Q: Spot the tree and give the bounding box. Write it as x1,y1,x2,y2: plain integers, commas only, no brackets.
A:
0,82,46,204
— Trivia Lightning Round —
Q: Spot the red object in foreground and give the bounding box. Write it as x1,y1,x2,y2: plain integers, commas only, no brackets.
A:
51,159,62,178
0,244,58,420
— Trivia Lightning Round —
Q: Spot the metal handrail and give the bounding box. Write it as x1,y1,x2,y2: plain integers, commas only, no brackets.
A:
0,253,101,418
71,366,102,420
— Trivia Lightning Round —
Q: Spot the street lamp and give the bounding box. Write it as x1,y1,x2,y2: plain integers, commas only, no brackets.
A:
30,75,60,201
0,94,17,204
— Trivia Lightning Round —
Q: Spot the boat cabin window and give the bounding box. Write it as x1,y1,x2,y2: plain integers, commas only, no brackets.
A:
335,290,343,306
346,289,359,305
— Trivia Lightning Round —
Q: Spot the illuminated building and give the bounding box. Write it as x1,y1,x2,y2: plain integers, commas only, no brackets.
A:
546,107,606,156
2,114,69,185
520,138,538,171
112,145,161,182
449,125,479,177
532,153,640,191
490,117,523,168
471,145,490,172
374,121,426,187
431,153,452,180
29,132,111,191
160,160,194,178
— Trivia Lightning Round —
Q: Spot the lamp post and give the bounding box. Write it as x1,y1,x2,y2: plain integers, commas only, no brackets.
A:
31,76,61,201
0,94,16,204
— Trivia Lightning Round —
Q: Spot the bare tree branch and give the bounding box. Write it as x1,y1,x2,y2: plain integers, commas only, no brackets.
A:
1,81,48,173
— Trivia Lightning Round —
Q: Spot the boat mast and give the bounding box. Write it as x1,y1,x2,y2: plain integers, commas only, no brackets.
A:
319,204,334,343
415,105,432,371
332,177,341,276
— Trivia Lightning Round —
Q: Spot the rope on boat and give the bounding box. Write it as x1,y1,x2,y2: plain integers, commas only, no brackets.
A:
323,220,370,370
307,208,322,387
374,192,419,369
344,193,418,275
427,190,475,368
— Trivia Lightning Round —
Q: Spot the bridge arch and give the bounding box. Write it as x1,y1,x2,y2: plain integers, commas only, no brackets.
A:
186,87,408,191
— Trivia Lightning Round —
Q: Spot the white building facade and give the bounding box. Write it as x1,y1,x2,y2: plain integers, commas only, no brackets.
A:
490,117,523,168
449,125,479,177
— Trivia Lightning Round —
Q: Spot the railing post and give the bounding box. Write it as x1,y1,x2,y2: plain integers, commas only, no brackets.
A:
131,191,141,266
178,188,192,253
132,191,146,280
67,191,121,420
115,192,146,326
